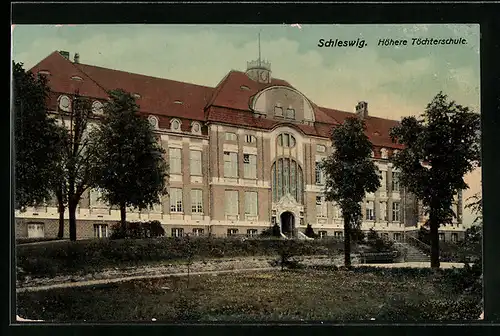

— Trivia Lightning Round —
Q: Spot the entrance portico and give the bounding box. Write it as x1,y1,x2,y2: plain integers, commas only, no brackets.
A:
273,193,304,238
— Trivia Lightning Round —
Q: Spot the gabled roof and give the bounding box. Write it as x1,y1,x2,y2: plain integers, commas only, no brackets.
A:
29,51,402,149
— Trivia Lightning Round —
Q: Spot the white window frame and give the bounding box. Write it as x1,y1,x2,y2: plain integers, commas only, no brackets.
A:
170,188,183,213
170,118,181,132
190,150,202,176
381,148,388,159
243,154,257,179
316,145,326,153
315,162,325,185
319,231,327,239
247,229,258,237
192,228,204,236
225,190,239,217
191,121,202,135
316,196,327,218
245,135,257,144
286,108,296,119
392,171,400,192
227,228,239,236
148,115,159,129
274,106,283,117
191,189,203,214
225,132,237,141
172,228,184,238
94,224,109,238
27,223,45,238
244,191,258,218
334,231,343,238
366,200,375,221
169,148,182,174
224,151,238,178
379,201,388,221
392,202,400,222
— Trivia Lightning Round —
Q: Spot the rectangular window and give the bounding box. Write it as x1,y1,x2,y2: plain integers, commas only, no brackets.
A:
192,228,204,237
392,171,400,192
245,135,256,143
243,154,257,179
333,204,342,219
172,228,184,238
366,201,375,220
393,232,402,241
334,231,343,238
451,233,458,242
94,224,108,238
274,106,283,116
315,162,325,185
224,151,238,178
439,233,445,241
169,148,182,174
316,145,326,153
169,188,183,213
190,150,202,176
225,190,239,215
225,132,237,141
286,108,295,119
378,170,387,191
316,196,327,218
191,189,203,214
319,231,327,239
245,191,258,216
392,202,400,222
227,228,238,236
380,201,388,221
27,223,45,238
247,229,258,237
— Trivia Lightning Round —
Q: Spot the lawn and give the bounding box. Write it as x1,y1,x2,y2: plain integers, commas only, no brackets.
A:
16,266,482,322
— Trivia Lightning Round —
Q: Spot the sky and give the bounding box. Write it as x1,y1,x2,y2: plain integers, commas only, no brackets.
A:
11,24,482,226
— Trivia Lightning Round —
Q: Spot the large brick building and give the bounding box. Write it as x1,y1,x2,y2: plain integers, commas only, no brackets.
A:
15,50,465,241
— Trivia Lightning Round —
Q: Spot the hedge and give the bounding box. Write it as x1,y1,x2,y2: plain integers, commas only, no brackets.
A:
16,236,351,279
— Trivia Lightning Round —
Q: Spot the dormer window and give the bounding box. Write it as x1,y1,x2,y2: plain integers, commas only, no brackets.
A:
170,118,181,132
58,95,71,112
92,101,104,115
274,105,283,117
316,145,326,153
71,75,83,81
381,148,388,159
191,121,201,135
286,108,295,119
148,115,159,129
370,150,375,158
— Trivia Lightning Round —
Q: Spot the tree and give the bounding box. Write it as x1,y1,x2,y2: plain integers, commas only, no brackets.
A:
390,92,480,268
465,192,482,226
320,117,381,267
93,89,168,230
13,62,64,210
54,91,101,241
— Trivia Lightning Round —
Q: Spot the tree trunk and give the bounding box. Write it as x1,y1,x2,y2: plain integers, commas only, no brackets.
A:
344,216,351,268
429,212,440,269
68,199,78,241
120,202,127,230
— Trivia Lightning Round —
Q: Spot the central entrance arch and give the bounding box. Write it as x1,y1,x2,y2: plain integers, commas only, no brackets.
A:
280,211,295,238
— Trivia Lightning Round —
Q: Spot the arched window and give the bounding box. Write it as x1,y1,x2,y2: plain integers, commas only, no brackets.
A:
170,118,181,131
148,115,159,129
191,121,201,135
277,133,296,148
272,158,304,204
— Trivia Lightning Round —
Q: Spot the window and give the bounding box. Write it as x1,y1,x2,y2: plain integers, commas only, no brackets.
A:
169,188,183,213
366,201,375,220
381,148,388,159
394,232,402,241
382,233,389,239
192,228,204,237
333,204,343,219
227,229,239,236
94,224,108,238
58,95,71,112
451,233,458,242
190,150,202,176
169,148,182,174
191,189,203,214
316,196,327,218
224,151,238,178
316,145,326,153
148,115,159,129
191,122,201,134
439,233,445,241
27,223,45,238
245,135,257,143
243,154,257,179
172,228,184,238
247,229,258,237
370,150,375,158
171,119,181,131
380,201,388,221
225,190,239,216
277,133,296,148
392,172,400,192
392,202,400,222
272,158,304,204
92,101,104,115
286,108,296,119
245,191,258,217
315,162,325,185
319,231,327,239
274,106,283,116
378,170,387,191
334,231,343,238
225,132,237,141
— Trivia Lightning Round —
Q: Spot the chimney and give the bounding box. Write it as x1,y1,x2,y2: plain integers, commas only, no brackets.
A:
355,101,368,118
74,53,80,64
59,50,70,60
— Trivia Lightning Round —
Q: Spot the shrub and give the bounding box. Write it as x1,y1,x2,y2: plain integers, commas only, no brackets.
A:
109,221,165,239
16,237,65,245
350,227,365,242
260,224,281,238
304,224,317,239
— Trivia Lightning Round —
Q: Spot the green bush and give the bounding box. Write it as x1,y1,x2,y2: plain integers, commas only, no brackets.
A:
260,224,281,238
304,224,317,239
110,220,165,239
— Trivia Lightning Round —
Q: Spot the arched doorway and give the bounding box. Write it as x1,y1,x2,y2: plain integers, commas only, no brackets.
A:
280,211,295,238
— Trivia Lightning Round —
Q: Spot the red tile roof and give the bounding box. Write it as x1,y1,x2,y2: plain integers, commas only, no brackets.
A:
29,51,402,149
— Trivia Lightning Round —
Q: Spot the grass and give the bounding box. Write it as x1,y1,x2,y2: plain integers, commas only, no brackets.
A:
16,237,351,280
16,267,482,322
